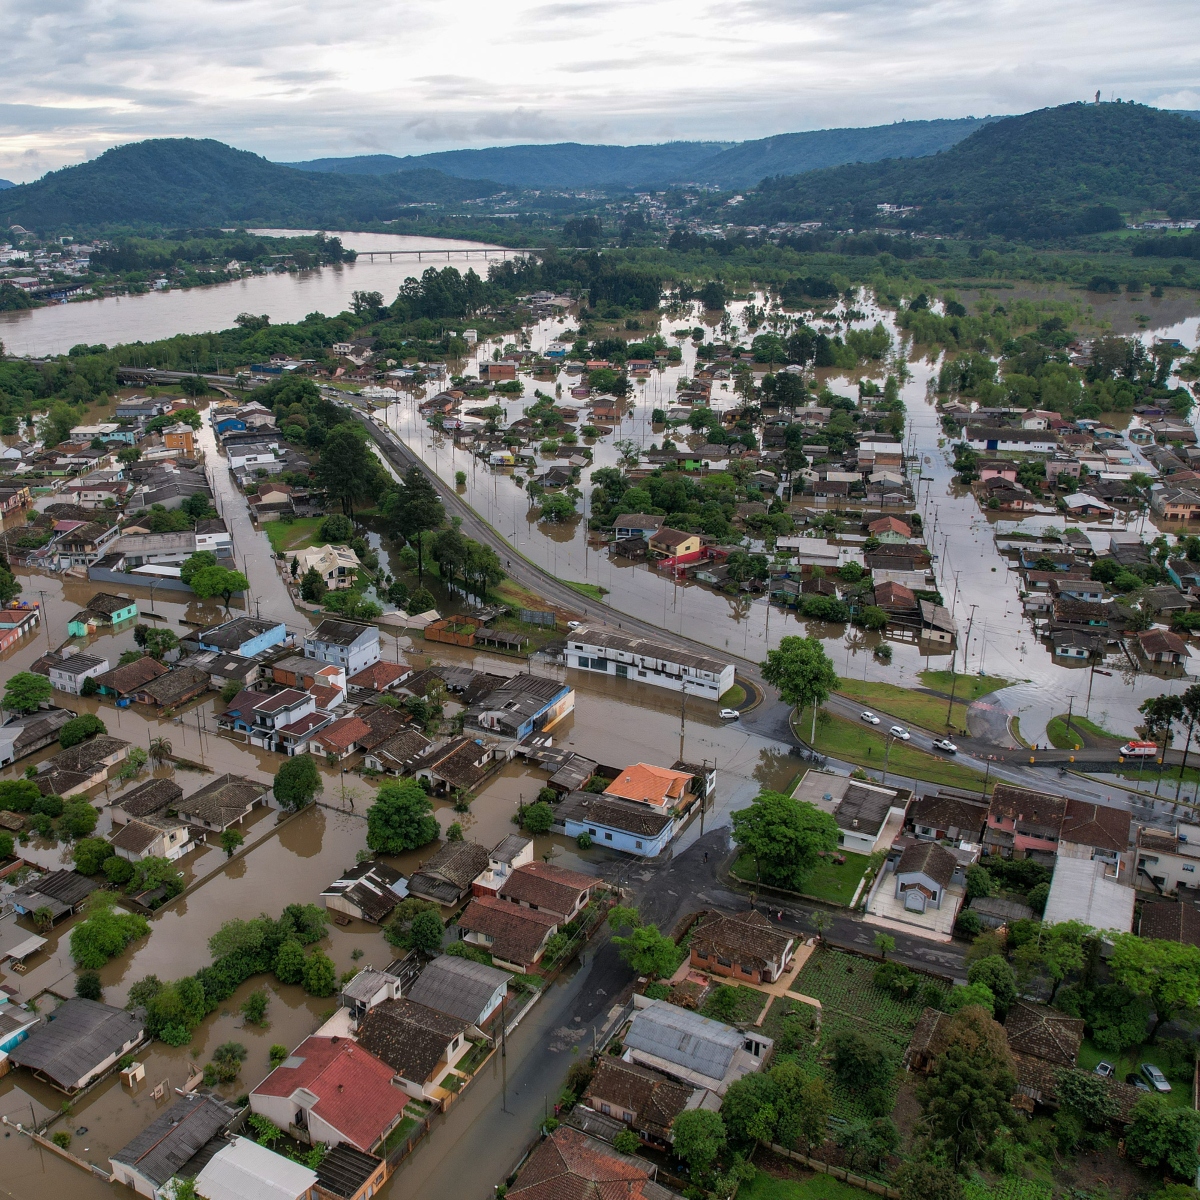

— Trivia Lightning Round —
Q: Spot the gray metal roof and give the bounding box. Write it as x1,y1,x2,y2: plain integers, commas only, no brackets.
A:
623,1001,742,1082
9,998,143,1089
111,1093,234,1185
405,955,512,1024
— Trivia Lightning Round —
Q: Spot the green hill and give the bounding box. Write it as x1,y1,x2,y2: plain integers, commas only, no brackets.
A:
0,138,502,233
738,103,1200,237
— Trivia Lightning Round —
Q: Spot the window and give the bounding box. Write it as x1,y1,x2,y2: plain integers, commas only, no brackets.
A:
600,1103,611,1115
588,828,597,836
623,1111,633,1123
635,840,643,849
604,832,613,841
1185,865,1196,873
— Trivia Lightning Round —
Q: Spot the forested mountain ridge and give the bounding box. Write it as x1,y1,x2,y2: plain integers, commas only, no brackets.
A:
737,103,1200,237
0,139,502,232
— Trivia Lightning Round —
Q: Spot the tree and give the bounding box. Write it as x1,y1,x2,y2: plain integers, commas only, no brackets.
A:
1110,934,1200,1038
204,1041,248,1084
521,801,554,834
612,1130,641,1155
893,1162,964,1200
410,909,444,955
874,932,895,959
180,550,218,585
2,671,52,714
1173,683,1200,800
917,1005,1016,1165
944,981,996,1015
318,513,353,542
730,790,839,891
1127,1094,1200,1179
316,425,383,517
221,828,245,857
1013,920,1090,1000
0,832,11,861
1056,1067,1120,1133
300,566,327,602
612,923,681,979
837,1117,899,1172
139,626,180,660
761,635,839,743
671,1108,726,1174
0,779,40,812
189,565,249,607
241,990,269,1027
966,955,1018,1018
59,713,107,748
60,799,99,839
383,465,445,583
70,896,150,968
75,970,102,1001
148,737,172,767
829,1027,895,1091
273,755,323,810
366,779,439,853
104,855,135,885
72,836,115,874
965,864,992,901
274,938,307,984
303,947,337,997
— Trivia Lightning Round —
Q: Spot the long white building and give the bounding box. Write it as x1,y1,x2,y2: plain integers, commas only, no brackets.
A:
565,625,735,697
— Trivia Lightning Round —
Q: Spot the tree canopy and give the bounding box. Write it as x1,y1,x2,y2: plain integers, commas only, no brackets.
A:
366,779,440,853
760,635,839,743
731,789,839,892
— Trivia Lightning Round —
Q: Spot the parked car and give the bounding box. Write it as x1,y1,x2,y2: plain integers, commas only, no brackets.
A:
860,711,881,725
1140,1063,1172,1092
1127,1072,1151,1092
566,621,582,630
1121,741,1159,758
933,738,958,754
719,709,740,720
1093,1061,1114,1078
889,726,911,740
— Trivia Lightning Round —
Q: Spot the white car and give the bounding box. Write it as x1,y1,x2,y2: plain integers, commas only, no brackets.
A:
860,711,881,725
889,726,911,740
933,738,958,754
719,709,740,720
566,621,582,630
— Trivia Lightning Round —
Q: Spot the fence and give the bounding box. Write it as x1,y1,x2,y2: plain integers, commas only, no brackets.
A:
520,609,558,627
765,1144,902,1199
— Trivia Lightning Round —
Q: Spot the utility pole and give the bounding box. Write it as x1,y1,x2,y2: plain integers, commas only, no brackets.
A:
678,682,688,764
1064,694,1076,750
36,590,52,650
962,603,978,674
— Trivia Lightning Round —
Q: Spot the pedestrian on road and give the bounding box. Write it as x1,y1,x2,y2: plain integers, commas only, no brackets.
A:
703,851,708,863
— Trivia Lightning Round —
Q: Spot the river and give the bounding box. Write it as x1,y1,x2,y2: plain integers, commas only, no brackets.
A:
0,232,511,358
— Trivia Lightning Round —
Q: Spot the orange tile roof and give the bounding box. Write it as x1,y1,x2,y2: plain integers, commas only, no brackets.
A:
348,661,411,691
604,762,693,808
316,715,371,750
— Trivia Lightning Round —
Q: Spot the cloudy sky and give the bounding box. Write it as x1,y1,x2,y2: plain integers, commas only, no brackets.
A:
2,0,1199,183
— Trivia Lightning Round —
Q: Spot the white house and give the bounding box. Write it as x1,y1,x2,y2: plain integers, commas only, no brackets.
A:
194,1137,318,1200
48,649,110,695
305,619,381,677
892,840,960,913
566,625,734,698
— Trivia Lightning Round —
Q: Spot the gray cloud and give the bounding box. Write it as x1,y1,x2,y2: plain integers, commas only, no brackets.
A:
0,0,1196,181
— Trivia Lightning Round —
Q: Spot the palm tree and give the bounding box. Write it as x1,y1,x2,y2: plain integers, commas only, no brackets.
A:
148,737,172,768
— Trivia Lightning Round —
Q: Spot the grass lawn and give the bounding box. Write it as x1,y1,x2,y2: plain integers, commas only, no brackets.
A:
834,677,968,731
1075,1036,1193,1107
796,707,991,792
731,849,871,907
740,1170,869,1200
380,1115,419,1153
918,671,1012,701
560,579,607,602
264,516,324,555
701,983,768,1026
719,683,747,708
1047,712,1125,749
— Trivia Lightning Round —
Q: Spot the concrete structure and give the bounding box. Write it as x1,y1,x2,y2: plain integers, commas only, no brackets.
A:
196,616,288,658
566,625,735,698
497,862,595,923
10,998,143,1093
110,1094,235,1200
556,791,676,857
194,1136,318,1200
405,955,512,1027
305,619,380,677
48,649,110,694
1043,855,1135,933
294,544,361,590
458,895,559,973
892,840,962,913
472,834,534,896
356,998,475,1101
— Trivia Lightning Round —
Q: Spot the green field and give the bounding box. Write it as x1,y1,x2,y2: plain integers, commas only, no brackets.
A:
740,1170,872,1200
701,984,769,1026
918,671,1012,701
796,707,991,792
1046,712,1124,749
559,579,607,602
731,849,870,907
719,683,747,708
1075,1037,1193,1108
264,516,324,555
834,677,968,731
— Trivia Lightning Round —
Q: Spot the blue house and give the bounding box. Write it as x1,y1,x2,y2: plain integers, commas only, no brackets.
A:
213,415,247,436
196,616,288,658
467,676,574,741
556,792,675,857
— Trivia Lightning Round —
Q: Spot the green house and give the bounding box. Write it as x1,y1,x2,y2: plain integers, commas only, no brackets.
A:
67,593,138,637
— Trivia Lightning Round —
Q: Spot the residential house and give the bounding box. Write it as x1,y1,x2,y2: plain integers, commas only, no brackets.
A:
109,815,193,863
193,517,232,555
405,955,512,1027
582,1058,703,1148
11,869,98,921
830,780,908,854
218,687,317,752
1136,629,1190,665
161,423,196,456
472,834,534,896
1063,493,1113,519
612,514,664,540
1152,487,1200,522
506,1126,672,1200
919,601,958,645
194,1137,319,1200
361,728,433,775
867,516,911,542
313,1145,388,1200
873,580,918,614
66,592,137,636
566,626,735,698
557,792,676,857
305,620,380,677
457,896,559,973
339,968,404,1025
1042,853,1135,931
648,528,701,558
689,910,795,984
250,1036,409,1153
347,661,412,693
408,736,497,795
1135,822,1200,895
965,427,1058,454
622,1000,772,1096
295,544,361,590
37,735,130,797
131,665,211,710
174,773,269,833
892,841,961,913
356,998,473,1101
197,616,289,658
603,763,694,812
109,1093,235,1200
498,862,595,922
9,997,143,1093
93,656,169,700
1138,898,1200,945
983,784,1066,862
321,861,408,924
0,707,75,768
907,792,988,842
408,840,490,905
1004,1000,1086,1106
467,675,575,740
305,713,371,762
110,778,183,827
1059,799,1131,869
0,603,41,653
48,649,110,694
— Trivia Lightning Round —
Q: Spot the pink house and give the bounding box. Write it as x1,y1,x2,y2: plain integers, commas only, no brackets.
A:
982,784,1066,862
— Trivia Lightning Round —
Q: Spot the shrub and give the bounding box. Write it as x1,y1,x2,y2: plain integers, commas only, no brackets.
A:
59,713,106,748
241,990,269,1027
302,948,337,997
520,801,554,835
72,836,115,875
75,970,102,1001
612,1130,641,1155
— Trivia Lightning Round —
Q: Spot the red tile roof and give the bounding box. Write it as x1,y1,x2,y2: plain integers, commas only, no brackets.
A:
315,715,372,751
604,763,691,808
251,1036,406,1153
510,1126,660,1200
498,862,595,917
348,661,412,691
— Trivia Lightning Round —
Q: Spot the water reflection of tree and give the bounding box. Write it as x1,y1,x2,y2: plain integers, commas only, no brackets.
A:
753,747,797,789
276,804,325,859
726,595,753,624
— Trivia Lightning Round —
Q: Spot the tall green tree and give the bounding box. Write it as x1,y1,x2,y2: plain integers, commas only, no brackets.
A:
1126,1094,1200,1179
1174,683,1200,800
383,465,445,584
366,779,439,853
189,565,249,607
671,1109,726,1175
314,425,381,517
1140,693,1184,796
3,671,52,714
730,790,839,892
1109,934,1200,1039
761,635,839,744
273,754,323,810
